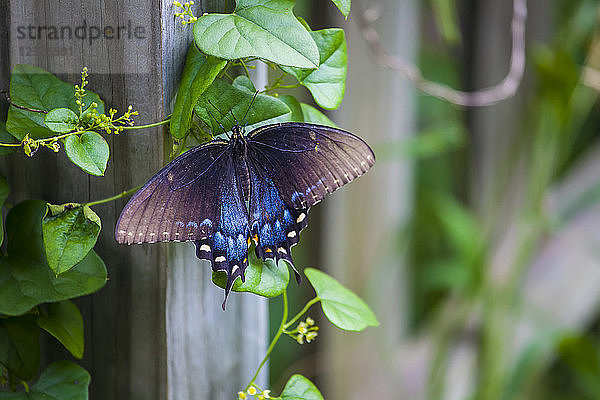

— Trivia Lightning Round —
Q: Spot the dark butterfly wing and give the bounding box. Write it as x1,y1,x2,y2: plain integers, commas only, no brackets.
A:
115,140,251,306
115,140,229,244
247,156,308,283
246,122,375,209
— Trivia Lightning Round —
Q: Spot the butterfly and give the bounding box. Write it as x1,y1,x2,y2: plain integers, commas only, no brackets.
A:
115,121,375,308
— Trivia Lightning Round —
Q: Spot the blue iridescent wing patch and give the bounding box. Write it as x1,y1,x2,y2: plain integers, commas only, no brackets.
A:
194,151,251,303
247,156,308,283
115,140,251,307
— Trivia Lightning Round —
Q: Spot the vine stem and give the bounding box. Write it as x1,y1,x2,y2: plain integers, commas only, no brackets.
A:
246,291,289,390
0,118,171,148
121,118,170,130
283,297,320,330
84,185,142,207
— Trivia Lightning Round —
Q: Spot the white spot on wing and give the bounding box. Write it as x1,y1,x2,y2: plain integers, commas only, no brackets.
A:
287,231,296,238
231,265,239,274
278,247,287,254
215,256,226,263
296,213,306,223
200,244,211,252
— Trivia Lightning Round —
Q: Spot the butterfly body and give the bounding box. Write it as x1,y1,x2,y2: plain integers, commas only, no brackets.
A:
116,122,375,307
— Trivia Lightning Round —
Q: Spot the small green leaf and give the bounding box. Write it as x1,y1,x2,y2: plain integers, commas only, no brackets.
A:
212,250,289,297
0,200,107,316
331,0,351,17
280,374,324,400
6,64,104,140
37,301,84,359
0,122,18,156
194,79,290,134
300,103,337,127
193,0,319,68
0,361,91,400
170,46,227,140
0,174,9,247
305,268,378,331
282,29,347,109
43,203,101,275
278,95,304,122
0,315,40,380
44,108,79,133
64,131,109,176
232,75,256,92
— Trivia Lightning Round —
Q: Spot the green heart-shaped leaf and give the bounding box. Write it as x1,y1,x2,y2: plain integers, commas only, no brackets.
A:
37,300,84,359
260,96,336,127
170,46,227,139
212,250,289,297
280,374,324,400
64,131,109,176
282,28,347,109
231,75,256,92
193,0,319,68
278,95,304,122
0,361,90,399
331,0,351,17
6,64,104,140
299,103,336,127
43,203,101,275
0,315,40,380
44,108,80,133
0,200,107,316
305,268,378,331
194,78,290,134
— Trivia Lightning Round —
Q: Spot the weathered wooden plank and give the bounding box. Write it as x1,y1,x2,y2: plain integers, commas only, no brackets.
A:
165,2,269,389
3,1,167,398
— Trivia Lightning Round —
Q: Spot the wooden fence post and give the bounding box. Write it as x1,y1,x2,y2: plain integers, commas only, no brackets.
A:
323,0,418,398
0,1,266,398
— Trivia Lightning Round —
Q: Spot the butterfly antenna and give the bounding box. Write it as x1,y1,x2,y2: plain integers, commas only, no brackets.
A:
228,108,240,127
206,107,229,138
207,99,235,127
241,91,259,127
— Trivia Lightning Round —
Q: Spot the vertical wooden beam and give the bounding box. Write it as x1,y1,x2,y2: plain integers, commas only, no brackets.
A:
323,0,418,398
164,1,267,398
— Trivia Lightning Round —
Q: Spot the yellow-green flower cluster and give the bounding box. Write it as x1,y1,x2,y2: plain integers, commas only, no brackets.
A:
86,104,138,135
74,67,89,115
21,133,61,157
173,1,198,25
238,386,271,399
286,317,319,344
